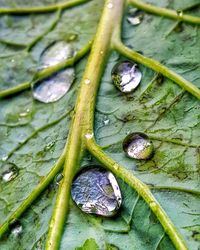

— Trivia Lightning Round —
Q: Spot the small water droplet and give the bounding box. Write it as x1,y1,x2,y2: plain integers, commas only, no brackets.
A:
11,222,22,237
112,61,142,93
107,3,113,9
100,50,103,55
113,163,119,171
1,155,8,161
177,10,183,17
71,166,122,217
123,132,154,160
1,164,19,182
127,8,144,26
55,173,64,184
33,68,75,103
103,119,110,125
11,59,15,63
84,78,91,85
85,133,94,139
40,41,74,68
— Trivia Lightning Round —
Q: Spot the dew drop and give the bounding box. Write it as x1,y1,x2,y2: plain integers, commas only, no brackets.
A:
127,8,144,26
33,68,75,103
177,10,183,17
11,222,23,237
84,78,91,85
1,164,19,182
55,173,64,185
103,119,110,125
123,132,154,160
85,133,94,139
112,61,142,93
1,155,8,161
71,166,122,217
40,41,74,68
33,41,75,103
107,3,113,9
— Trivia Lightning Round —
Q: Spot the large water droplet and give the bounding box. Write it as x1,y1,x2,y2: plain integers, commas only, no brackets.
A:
123,132,154,160
127,8,144,26
33,68,75,103
112,61,142,93
1,163,19,182
71,166,122,217
40,41,74,68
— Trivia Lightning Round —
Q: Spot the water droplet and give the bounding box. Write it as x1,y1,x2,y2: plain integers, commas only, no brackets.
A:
33,68,75,103
85,133,94,139
103,119,110,125
1,155,8,161
40,41,74,68
55,173,64,184
123,132,154,160
71,166,122,217
84,78,91,85
107,3,113,9
100,50,103,55
127,8,144,26
11,222,22,237
1,164,19,182
177,10,183,17
112,61,142,93
113,163,119,171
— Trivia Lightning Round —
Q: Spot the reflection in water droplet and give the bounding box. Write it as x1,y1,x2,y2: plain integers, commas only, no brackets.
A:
19,108,30,117
112,61,142,93
123,132,154,160
71,166,122,217
127,8,144,26
1,164,19,182
11,222,22,237
33,68,75,103
41,41,74,68
85,133,94,139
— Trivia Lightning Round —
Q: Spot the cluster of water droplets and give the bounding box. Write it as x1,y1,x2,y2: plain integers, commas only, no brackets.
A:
33,41,75,103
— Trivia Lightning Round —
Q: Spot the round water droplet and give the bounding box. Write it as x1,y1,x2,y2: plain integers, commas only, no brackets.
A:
84,78,91,85
55,173,63,184
33,68,75,103
71,166,122,217
127,8,144,26
40,41,74,68
177,10,183,17
107,2,113,9
103,119,110,125
123,132,154,160
1,163,19,182
112,61,142,93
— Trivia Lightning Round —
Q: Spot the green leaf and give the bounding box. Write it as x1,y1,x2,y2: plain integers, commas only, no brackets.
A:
0,0,199,250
